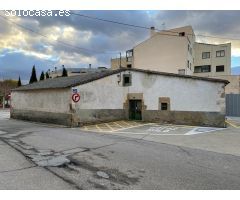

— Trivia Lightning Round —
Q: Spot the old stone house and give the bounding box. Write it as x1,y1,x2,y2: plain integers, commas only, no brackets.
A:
11,68,228,127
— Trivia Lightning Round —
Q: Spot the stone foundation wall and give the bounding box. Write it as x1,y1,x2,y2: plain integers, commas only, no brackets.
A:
10,109,125,127
142,110,226,127
11,109,226,128
11,109,73,127
75,109,125,126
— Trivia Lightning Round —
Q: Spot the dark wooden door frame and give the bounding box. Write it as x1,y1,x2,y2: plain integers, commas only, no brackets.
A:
129,99,142,120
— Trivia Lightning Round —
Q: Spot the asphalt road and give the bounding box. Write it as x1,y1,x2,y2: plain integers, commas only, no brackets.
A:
0,110,240,189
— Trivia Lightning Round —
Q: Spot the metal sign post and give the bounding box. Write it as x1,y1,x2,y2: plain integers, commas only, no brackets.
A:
2,96,5,109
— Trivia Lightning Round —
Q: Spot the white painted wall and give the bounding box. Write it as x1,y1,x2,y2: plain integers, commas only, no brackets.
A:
74,70,225,113
11,88,71,113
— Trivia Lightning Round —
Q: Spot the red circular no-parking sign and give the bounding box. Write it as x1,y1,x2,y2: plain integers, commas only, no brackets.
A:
72,93,80,103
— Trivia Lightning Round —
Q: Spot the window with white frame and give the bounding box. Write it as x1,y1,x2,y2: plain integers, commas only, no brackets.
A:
216,50,225,57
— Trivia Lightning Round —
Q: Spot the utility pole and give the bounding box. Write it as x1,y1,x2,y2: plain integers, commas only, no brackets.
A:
119,52,122,68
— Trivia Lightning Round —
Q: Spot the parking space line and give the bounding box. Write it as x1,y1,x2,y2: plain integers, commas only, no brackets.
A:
95,124,102,131
120,121,133,126
113,122,124,128
81,121,153,133
105,123,115,131
114,131,147,135
132,121,140,125
113,131,185,136
225,120,239,128
112,123,154,132
185,127,225,135
164,124,197,128
82,127,115,133
80,120,228,138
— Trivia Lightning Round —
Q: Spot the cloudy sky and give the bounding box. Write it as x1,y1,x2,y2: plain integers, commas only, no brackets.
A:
0,10,240,82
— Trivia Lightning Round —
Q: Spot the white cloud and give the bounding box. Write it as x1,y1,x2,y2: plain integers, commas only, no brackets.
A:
1,10,240,80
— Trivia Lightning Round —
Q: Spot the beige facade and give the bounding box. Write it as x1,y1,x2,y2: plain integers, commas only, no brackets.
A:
111,26,231,78
193,43,231,77
111,26,195,75
111,57,128,70
212,75,240,94
133,34,191,74
110,25,236,94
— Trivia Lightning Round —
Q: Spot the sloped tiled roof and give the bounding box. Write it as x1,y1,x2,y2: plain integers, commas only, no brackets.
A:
12,68,229,91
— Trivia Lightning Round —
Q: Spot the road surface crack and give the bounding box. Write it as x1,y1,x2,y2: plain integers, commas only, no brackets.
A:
0,166,37,174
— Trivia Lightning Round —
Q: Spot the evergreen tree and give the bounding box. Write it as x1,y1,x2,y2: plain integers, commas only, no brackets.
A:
29,65,38,84
40,71,45,81
62,65,68,77
45,72,50,79
17,76,22,87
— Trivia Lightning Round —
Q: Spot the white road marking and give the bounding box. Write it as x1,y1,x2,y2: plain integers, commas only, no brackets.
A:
0,111,10,120
112,123,155,132
185,127,225,135
104,123,115,131
113,122,124,128
225,120,240,128
115,131,185,136
81,121,225,137
147,126,179,133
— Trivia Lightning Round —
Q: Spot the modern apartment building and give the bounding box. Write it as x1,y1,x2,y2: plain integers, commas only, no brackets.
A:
111,26,195,75
193,42,231,77
111,26,231,78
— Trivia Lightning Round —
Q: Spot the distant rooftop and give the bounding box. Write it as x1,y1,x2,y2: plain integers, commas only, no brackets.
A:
51,67,108,73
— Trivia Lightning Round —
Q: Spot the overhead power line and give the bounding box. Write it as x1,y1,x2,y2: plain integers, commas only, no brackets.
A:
71,12,151,30
0,14,118,55
70,11,240,41
0,11,239,60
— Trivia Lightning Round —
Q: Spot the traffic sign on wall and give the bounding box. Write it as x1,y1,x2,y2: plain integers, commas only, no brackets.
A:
72,93,80,103
72,88,78,94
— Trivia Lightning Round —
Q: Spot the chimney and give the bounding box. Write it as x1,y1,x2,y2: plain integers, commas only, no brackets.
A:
150,26,156,37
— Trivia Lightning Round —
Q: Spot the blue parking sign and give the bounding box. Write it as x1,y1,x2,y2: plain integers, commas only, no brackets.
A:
72,88,78,94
